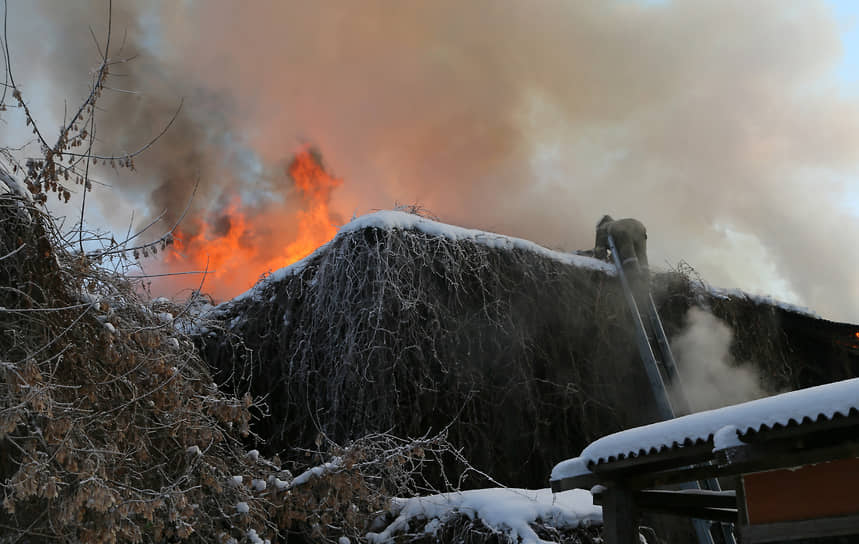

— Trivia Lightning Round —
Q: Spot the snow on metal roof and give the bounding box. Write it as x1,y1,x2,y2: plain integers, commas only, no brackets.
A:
551,377,859,482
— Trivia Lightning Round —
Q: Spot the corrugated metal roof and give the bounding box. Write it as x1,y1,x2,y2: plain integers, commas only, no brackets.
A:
551,377,859,482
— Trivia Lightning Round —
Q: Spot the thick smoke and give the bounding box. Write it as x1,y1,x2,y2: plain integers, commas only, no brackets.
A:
6,1,859,320
167,0,859,322
1,1,312,291
0,2,219,226
669,307,767,412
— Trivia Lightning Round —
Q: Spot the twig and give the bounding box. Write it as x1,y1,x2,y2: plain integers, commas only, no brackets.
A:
78,113,97,252
127,270,211,279
89,175,198,259
61,98,183,162
0,242,23,261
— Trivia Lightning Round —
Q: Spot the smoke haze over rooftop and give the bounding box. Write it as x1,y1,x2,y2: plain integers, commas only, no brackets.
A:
4,1,859,322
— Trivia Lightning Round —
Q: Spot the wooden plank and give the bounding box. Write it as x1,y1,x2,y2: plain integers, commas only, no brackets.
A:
635,489,736,510
626,462,723,489
641,504,737,523
550,472,600,493
629,490,737,523
741,514,859,543
743,457,859,524
590,443,714,477
718,437,859,470
735,476,749,527
627,442,859,489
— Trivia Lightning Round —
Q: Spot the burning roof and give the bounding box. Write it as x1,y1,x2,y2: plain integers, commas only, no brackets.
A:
198,211,858,489
160,148,343,300
225,209,614,306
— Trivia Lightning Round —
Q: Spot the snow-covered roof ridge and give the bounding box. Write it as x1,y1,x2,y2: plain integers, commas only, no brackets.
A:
551,377,859,482
227,210,614,306
223,210,827,325
341,210,611,272
705,285,819,319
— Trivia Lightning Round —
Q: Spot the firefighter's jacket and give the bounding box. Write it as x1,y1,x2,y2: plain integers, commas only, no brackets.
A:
594,218,648,269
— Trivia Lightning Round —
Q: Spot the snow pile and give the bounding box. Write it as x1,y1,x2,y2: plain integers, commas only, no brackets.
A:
367,488,601,544
712,425,743,451
246,528,269,544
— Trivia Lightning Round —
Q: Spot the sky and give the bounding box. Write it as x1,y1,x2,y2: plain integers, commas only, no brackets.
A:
829,0,859,89
4,1,859,324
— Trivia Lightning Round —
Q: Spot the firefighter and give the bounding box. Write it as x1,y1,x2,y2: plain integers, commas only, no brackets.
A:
594,215,649,282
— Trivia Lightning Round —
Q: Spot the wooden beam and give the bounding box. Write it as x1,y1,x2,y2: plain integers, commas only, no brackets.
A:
717,444,859,484
625,462,723,489
740,514,859,543
735,476,749,527
718,440,859,472
611,490,740,523
601,487,640,544
634,489,736,510
641,504,737,523
550,471,600,493
627,443,859,489
589,443,714,477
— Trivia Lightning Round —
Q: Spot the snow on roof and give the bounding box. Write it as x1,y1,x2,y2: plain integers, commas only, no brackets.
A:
366,487,601,544
224,210,828,326
342,211,612,273
551,377,859,482
227,210,614,305
706,285,819,319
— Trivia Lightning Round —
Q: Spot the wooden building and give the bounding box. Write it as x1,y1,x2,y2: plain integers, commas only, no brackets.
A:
550,377,859,543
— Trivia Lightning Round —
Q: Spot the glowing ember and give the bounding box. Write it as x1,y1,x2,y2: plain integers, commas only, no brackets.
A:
163,148,342,300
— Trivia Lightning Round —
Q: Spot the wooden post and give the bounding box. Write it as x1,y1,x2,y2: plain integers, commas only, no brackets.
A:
601,486,640,544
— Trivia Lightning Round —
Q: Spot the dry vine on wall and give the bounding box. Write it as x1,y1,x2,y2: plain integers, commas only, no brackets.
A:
205,224,660,490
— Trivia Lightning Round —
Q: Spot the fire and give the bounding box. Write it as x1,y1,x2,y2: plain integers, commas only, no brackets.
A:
282,149,343,265
162,148,342,301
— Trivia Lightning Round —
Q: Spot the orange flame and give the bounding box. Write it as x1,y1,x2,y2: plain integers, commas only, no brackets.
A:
163,148,342,301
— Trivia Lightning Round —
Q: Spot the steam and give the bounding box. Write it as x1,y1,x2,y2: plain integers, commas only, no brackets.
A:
669,307,767,412
6,1,859,320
